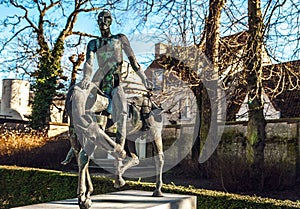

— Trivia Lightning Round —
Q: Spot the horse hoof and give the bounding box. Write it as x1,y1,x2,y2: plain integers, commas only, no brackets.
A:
60,160,69,165
152,190,163,197
115,145,126,159
114,177,126,188
79,198,92,209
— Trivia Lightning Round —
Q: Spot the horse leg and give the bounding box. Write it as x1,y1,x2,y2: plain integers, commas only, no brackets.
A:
150,120,164,197
114,139,141,188
114,159,126,188
119,140,140,177
61,147,75,165
152,150,164,196
85,165,94,202
77,149,92,209
67,128,93,207
111,86,128,188
62,125,81,165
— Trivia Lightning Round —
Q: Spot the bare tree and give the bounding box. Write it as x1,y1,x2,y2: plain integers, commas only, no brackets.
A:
0,0,119,129
198,0,226,174
245,0,266,190
219,0,300,190
126,0,300,185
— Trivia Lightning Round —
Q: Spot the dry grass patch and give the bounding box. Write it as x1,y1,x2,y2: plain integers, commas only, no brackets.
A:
0,125,49,156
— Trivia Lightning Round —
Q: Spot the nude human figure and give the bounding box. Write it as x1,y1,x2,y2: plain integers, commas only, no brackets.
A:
80,9,150,152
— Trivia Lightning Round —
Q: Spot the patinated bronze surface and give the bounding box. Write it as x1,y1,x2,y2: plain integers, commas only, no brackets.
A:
64,10,164,209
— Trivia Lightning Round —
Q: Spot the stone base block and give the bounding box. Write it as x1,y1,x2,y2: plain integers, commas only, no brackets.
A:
12,190,197,209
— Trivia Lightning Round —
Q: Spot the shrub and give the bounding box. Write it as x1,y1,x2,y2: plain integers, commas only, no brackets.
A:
0,166,299,209
0,125,70,170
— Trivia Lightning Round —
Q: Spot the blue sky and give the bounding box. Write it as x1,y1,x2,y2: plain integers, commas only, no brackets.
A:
0,3,160,97
0,1,299,97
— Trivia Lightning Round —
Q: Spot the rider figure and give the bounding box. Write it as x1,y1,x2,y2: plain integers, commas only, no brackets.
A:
61,10,150,165
81,9,150,150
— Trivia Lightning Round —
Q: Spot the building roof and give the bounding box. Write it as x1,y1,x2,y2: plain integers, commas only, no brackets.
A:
146,34,300,120
263,60,300,118
225,60,300,120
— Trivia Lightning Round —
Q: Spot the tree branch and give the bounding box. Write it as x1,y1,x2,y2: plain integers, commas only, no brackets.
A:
0,26,32,53
9,0,38,32
72,31,98,38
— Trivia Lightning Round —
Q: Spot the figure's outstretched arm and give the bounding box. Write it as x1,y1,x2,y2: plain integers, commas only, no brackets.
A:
81,40,96,88
120,35,140,72
120,34,151,89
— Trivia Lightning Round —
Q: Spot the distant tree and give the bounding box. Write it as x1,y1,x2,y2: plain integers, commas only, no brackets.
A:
124,0,226,168
218,0,300,190
245,0,266,191
200,0,226,171
125,0,300,182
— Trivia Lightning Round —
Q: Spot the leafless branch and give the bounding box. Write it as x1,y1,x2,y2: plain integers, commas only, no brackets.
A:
0,26,32,53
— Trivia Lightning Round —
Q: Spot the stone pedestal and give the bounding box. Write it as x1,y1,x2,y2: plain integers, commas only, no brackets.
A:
12,190,197,209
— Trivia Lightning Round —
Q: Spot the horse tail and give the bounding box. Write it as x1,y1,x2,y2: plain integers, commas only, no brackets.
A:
65,85,75,117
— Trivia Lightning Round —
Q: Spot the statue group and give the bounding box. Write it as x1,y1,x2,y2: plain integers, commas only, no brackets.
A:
63,10,164,209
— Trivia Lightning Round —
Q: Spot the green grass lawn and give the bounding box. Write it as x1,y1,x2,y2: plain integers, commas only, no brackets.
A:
1,165,300,209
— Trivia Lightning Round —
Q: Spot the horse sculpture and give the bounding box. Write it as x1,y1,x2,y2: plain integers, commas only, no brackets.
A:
64,79,164,209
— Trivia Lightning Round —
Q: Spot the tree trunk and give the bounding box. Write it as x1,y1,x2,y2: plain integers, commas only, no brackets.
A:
198,0,225,175
246,0,266,191
205,0,224,65
191,85,201,161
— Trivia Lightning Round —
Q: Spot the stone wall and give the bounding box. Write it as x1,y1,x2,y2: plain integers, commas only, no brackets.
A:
159,122,300,188
217,122,299,187
1,79,30,120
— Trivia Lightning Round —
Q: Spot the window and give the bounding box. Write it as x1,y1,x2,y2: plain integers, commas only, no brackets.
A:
179,98,190,120
152,70,164,90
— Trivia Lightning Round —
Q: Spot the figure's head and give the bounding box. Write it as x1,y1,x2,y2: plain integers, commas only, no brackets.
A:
97,9,112,31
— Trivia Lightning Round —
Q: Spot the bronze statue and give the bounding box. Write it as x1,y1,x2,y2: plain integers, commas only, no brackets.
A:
64,10,164,209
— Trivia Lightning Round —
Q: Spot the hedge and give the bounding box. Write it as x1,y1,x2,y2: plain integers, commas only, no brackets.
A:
0,166,299,209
